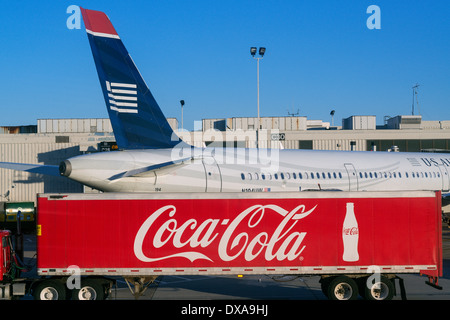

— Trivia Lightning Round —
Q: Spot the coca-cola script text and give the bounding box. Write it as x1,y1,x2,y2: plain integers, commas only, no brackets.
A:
134,204,317,263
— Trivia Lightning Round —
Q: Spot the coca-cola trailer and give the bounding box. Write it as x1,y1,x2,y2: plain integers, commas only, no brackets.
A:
0,190,443,300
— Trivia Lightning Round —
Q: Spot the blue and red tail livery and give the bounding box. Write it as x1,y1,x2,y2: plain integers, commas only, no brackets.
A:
80,7,184,149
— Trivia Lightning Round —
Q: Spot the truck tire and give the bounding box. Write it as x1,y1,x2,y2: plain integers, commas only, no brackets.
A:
362,275,395,300
72,279,105,300
33,279,67,300
326,276,359,300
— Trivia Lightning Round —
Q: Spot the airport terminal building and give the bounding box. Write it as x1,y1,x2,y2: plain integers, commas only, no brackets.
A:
1,114,450,204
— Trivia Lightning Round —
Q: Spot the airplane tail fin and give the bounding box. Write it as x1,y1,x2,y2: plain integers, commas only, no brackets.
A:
80,8,186,149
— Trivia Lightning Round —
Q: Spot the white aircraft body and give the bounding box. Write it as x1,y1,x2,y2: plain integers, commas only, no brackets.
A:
2,8,450,197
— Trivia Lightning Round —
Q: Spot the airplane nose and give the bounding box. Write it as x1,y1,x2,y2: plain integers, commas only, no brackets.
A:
59,160,72,177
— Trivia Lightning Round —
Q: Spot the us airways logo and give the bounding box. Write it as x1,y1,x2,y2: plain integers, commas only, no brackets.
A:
106,81,138,113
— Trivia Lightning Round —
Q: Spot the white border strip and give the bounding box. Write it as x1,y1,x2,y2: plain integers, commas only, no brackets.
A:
41,190,437,201
39,265,437,277
86,29,120,39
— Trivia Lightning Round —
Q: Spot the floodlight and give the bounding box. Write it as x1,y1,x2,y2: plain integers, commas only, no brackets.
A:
250,47,257,56
259,47,266,57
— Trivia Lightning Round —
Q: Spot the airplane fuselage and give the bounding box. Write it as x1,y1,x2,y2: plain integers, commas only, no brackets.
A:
60,147,450,194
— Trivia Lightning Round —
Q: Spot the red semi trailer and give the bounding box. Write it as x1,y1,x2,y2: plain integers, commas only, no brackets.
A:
0,191,443,300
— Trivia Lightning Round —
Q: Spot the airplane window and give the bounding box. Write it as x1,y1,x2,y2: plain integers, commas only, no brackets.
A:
255,173,259,180
286,173,291,179
374,172,378,178
322,172,326,179
316,172,320,179
328,172,332,179
438,172,441,178
299,172,303,179
280,173,285,180
274,173,278,180
339,172,342,179
241,173,245,180
393,172,396,178
425,172,428,178
398,172,402,178
267,173,272,180
359,172,363,178
261,173,266,180
292,172,297,179
247,173,252,180
405,172,409,178
369,172,373,178
333,172,337,179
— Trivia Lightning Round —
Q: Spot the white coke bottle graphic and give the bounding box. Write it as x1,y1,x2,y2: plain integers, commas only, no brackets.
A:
342,202,359,262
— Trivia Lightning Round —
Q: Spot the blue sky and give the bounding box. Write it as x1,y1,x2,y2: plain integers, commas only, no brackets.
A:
1,1,449,129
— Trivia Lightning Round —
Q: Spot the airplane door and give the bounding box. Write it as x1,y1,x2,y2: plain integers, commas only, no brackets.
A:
438,165,450,192
344,163,358,191
202,156,222,192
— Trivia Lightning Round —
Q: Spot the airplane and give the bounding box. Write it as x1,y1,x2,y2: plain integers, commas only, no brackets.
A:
1,7,450,198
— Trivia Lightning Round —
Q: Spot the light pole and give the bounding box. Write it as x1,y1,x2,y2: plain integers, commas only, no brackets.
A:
180,99,185,130
250,47,265,148
330,110,335,126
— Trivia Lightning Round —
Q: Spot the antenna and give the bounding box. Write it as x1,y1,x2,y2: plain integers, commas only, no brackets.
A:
412,83,420,115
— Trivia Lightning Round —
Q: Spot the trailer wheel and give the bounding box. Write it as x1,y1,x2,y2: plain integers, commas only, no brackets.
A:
326,276,358,300
33,279,67,300
72,279,105,300
363,276,394,300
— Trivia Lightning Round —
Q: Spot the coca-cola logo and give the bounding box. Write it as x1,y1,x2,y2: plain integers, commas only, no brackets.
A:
343,227,359,235
134,204,317,263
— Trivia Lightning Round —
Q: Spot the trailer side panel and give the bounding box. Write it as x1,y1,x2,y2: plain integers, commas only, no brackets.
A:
36,191,442,277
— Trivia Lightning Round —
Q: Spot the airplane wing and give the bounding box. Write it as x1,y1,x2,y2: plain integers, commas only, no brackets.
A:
0,162,61,176
108,157,192,181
